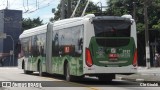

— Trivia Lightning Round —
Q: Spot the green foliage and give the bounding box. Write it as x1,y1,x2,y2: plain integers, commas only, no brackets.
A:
137,23,145,33
106,0,160,33
52,0,101,21
49,17,54,23
52,0,160,32
53,4,61,20
22,17,43,30
152,20,160,30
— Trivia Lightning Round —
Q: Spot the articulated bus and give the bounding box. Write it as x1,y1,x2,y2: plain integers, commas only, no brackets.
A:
18,14,137,81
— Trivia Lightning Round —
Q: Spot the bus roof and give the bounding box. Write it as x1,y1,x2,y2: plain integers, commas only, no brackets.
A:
19,14,95,39
19,24,48,39
53,14,95,27
19,14,133,39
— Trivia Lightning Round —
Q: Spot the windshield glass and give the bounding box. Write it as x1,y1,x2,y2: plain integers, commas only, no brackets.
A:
93,20,131,37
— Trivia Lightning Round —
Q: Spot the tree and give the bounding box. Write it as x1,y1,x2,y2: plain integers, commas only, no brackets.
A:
106,0,144,32
106,0,160,32
22,17,43,30
149,0,160,30
49,17,54,23
106,0,160,66
153,20,160,30
52,0,101,21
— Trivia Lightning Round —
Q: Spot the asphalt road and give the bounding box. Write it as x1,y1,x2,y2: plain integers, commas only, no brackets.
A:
0,67,160,90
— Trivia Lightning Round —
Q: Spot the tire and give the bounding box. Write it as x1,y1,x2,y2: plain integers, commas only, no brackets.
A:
98,74,115,81
39,61,44,76
65,63,74,81
24,70,33,74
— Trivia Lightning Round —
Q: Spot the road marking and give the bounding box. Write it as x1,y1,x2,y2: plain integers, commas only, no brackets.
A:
0,68,99,90
40,76,63,81
62,81,100,90
39,76,100,90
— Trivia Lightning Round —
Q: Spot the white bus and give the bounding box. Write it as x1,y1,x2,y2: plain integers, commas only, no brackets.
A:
19,14,137,81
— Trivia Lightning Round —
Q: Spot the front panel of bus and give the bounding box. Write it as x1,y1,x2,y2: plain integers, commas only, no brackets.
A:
84,16,137,74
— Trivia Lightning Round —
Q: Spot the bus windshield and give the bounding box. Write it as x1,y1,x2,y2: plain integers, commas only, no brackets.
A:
93,20,131,37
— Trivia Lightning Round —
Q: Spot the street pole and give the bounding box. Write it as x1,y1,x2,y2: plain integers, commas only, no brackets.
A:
144,0,150,69
133,2,136,20
60,0,65,19
67,0,71,18
7,35,14,66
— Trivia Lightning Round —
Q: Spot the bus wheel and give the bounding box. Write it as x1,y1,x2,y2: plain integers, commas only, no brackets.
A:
24,70,33,74
98,74,115,81
38,61,44,76
65,63,74,81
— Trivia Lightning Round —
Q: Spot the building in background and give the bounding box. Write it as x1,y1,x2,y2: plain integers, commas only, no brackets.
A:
0,9,22,66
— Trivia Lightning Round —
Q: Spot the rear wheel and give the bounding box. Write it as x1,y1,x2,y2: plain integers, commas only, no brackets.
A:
98,74,115,81
38,61,44,76
65,63,74,81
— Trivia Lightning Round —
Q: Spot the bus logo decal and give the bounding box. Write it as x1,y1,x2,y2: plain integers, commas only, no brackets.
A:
96,47,105,58
64,46,70,53
111,48,116,53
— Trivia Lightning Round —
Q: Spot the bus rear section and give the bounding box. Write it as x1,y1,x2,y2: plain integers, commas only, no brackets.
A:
84,15,137,80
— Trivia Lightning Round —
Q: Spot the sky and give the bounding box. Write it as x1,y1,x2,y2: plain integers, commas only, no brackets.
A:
0,0,107,23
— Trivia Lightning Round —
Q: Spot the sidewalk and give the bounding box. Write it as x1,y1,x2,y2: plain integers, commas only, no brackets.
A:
118,67,160,81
